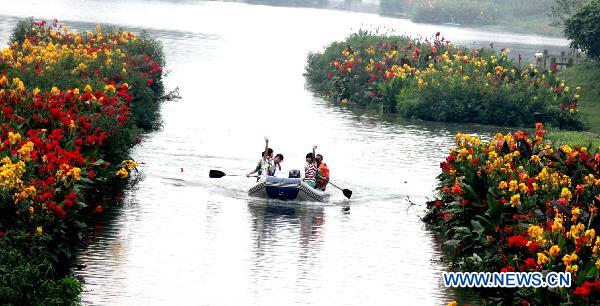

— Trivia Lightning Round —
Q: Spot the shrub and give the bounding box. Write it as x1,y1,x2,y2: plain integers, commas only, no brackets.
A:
564,0,600,59
305,31,585,130
424,127,600,304
380,0,408,16
0,19,166,304
409,0,499,25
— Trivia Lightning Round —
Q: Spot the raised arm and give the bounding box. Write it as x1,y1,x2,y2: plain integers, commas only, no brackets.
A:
263,136,269,161
312,145,317,164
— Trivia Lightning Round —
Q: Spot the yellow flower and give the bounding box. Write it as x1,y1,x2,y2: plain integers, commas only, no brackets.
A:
508,180,518,192
585,229,596,245
116,168,128,178
84,84,93,93
340,98,348,104
8,132,21,145
566,265,578,273
510,194,521,207
36,226,43,235
561,187,572,201
549,245,560,257
537,253,549,265
551,216,564,233
448,301,457,306
104,84,116,93
562,253,578,266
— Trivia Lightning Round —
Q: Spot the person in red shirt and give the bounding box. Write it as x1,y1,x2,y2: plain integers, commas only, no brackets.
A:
315,154,330,191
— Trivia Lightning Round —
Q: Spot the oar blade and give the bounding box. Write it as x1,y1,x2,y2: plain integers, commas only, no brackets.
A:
209,170,226,178
342,189,352,199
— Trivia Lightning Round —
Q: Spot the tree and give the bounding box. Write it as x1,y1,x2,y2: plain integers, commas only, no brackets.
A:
564,0,600,58
380,0,407,16
551,0,586,26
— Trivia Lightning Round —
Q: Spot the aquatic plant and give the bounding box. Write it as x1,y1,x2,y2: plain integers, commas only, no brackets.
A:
0,19,165,304
306,31,585,130
424,124,600,304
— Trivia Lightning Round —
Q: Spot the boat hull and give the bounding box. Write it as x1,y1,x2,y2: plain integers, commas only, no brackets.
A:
248,176,327,202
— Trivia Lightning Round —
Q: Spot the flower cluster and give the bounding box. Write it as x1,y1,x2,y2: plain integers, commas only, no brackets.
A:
0,19,161,268
425,124,600,303
307,31,584,129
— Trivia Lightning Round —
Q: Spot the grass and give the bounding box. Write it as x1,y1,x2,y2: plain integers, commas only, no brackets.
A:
542,62,600,148
546,130,600,148
557,63,600,134
482,15,564,37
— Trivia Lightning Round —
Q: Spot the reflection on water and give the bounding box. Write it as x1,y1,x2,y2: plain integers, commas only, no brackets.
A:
0,1,561,305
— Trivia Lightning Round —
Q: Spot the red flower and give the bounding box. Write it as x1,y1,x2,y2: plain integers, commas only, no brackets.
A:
146,78,154,86
524,258,536,270
527,241,538,254
507,235,529,248
501,265,515,273
0,230,4,238
327,72,333,78
451,183,463,195
573,282,592,297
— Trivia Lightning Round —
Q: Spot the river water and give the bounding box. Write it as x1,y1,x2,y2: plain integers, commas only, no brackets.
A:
1,1,570,305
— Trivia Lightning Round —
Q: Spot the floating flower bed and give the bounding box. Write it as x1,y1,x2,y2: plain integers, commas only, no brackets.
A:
306,31,585,130
424,124,600,304
0,19,165,304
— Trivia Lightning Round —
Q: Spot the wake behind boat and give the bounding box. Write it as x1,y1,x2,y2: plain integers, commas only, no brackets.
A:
248,176,329,202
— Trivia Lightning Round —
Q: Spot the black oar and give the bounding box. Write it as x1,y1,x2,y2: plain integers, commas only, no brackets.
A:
327,181,352,199
209,170,256,178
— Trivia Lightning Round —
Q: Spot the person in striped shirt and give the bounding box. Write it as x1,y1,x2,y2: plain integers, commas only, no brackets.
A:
304,145,318,188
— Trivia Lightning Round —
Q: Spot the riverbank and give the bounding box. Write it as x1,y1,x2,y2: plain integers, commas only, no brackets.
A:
0,19,166,304
230,0,564,37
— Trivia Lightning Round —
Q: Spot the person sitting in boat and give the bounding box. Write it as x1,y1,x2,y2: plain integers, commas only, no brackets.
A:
315,154,329,191
304,145,318,188
246,137,283,179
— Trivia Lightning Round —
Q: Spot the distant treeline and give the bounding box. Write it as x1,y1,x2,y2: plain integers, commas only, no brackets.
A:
245,0,329,8
380,0,555,25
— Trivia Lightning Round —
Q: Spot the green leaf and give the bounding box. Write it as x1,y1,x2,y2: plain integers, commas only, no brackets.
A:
473,215,494,232
92,159,106,166
442,239,461,254
471,220,485,235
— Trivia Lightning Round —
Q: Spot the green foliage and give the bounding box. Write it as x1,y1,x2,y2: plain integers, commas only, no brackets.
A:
546,130,600,147
306,31,586,130
0,231,82,305
0,19,167,305
557,62,600,134
409,0,499,25
246,0,328,8
424,131,600,303
565,0,600,59
9,17,34,44
551,0,587,26
379,0,407,16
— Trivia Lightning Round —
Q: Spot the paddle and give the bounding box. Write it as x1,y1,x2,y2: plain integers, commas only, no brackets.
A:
327,181,352,199
209,170,256,178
